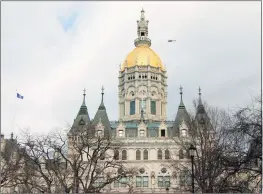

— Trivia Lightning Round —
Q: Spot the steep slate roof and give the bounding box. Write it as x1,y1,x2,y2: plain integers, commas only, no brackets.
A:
195,87,210,125
92,87,111,137
172,87,191,137
69,90,90,134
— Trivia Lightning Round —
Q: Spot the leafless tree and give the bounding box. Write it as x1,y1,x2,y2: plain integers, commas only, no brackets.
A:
219,96,262,193
15,124,136,193
172,100,244,192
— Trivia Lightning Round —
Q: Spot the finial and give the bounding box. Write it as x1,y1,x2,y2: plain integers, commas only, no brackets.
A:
101,86,104,104
82,88,86,105
198,86,202,103
11,132,13,140
101,86,104,95
140,7,145,20
141,7,144,13
179,85,183,102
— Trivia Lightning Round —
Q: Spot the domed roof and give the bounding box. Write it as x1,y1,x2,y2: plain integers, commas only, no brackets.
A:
122,44,164,71
121,9,165,71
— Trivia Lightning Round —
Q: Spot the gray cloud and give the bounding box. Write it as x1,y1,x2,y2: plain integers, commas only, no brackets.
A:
1,2,261,136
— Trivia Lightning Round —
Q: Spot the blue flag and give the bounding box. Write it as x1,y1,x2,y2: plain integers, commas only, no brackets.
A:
17,93,24,99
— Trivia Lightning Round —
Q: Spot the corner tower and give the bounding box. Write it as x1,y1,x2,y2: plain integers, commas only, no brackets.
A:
118,9,168,122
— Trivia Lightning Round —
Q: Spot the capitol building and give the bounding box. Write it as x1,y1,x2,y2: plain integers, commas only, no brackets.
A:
68,9,206,193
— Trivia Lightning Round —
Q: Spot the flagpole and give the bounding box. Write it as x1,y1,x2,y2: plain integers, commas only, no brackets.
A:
12,89,18,135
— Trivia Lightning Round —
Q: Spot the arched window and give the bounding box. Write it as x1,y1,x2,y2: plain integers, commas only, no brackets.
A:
165,149,170,159
143,150,148,160
179,149,184,159
122,150,127,160
157,149,162,160
114,150,119,160
136,150,141,160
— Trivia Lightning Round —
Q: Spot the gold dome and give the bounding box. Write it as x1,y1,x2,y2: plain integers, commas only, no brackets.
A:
122,44,164,71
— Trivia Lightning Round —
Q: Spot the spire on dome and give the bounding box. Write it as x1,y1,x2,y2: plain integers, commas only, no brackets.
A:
135,8,151,47
140,7,145,20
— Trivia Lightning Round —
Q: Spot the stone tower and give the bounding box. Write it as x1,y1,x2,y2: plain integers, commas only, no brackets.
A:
118,8,168,122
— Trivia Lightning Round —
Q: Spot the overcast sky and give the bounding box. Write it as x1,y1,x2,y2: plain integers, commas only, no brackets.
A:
1,1,261,137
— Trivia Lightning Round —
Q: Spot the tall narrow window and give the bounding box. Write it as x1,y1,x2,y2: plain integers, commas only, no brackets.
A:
181,129,187,137
179,149,184,159
136,176,149,187
130,100,135,115
158,176,171,188
136,150,141,160
114,150,119,160
140,130,145,137
151,101,156,115
122,150,127,160
136,176,142,187
157,149,162,160
140,99,146,113
123,104,125,116
100,151,105,160
165,149,170,159
143,150,148,160
143,176,149,187
161,129,166,137
119,130,124,137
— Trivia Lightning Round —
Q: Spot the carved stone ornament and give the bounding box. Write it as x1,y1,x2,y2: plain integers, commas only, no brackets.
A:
161,168,167,173
139,168,145,174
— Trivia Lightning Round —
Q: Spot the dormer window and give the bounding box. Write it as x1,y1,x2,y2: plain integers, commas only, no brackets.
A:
97,130,102,137
161,129,165,137
119,130,124,137
181,129,187,137
141,32,145,36
140,130,145,137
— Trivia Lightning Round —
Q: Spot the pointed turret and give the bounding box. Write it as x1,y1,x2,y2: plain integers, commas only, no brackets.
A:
134,8,151,47
197,87,206,114
195,87,206,124
172,86,191,137
70,89,91,133
92,86,111,137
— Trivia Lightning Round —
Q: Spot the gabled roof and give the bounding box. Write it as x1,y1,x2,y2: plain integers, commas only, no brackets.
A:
172,87,191,137
92,87,111,137
195,87,210,125
69,90,90,134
